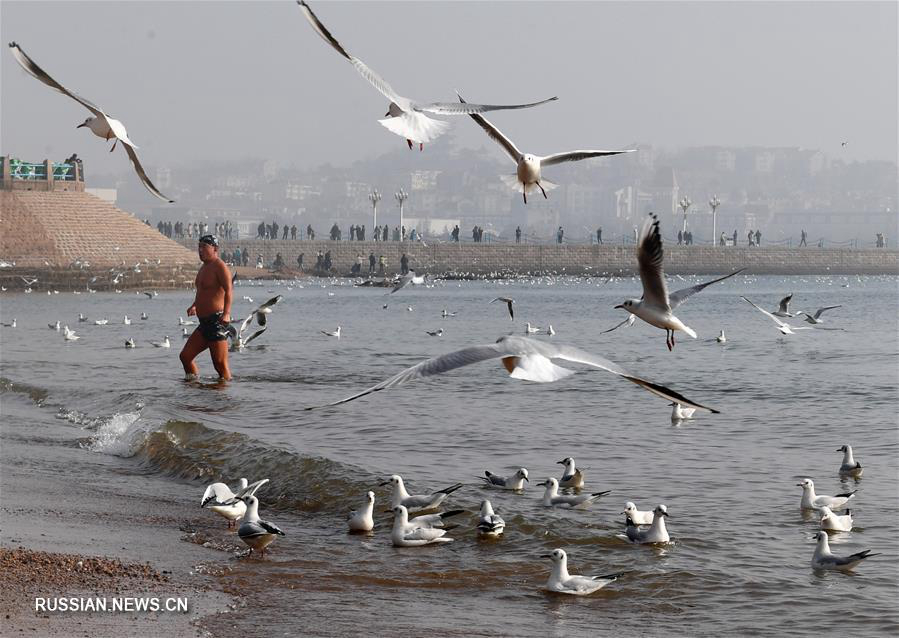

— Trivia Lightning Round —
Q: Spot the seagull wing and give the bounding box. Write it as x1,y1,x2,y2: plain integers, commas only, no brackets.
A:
636,215,670,310
8,42,105,118
201,482,235,507
390,273,413,294
297,1,408,108
741,296,788,327
232,478,270,501
813,305,841,319
540,149,636,167
777,293,793,314
668,268,746,310
417,96,558,115
306,343,505,409
601,314,636,333
243,327,267,346
458,92,522,163
121,142,175,203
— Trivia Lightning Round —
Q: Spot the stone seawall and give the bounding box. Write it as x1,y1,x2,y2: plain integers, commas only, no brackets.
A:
186,239,899,276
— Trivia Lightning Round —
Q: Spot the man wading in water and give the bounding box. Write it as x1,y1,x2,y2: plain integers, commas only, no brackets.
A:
180,234,233,380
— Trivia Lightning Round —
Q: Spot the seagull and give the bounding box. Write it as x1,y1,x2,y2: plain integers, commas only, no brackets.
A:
77,313,88,322
181,328,190,339
811,531,877,571
798,305,842,325
296,1,557,150
347,491,375,533
837,445,863,478
321,326,341,338
525,322,541,334
624,505,670,543
716,330,726,343
380,475,463,512
538,477,609,509
8,43,173,202
94,318,108,325
798,478,855,510
202,478,251,528
406,306,414,312
476,500,505,538
125,338,136,348
441,309,456,318
1,319,16,328
547,325,555,336
479,468,529,491
123,315,131,325
622,502,654,526
390,270,417,294
602,313,636,334
819,506,853,532
48,321,60,331
140,312,149,320
237,495,285,558
670,403,696,423
63,326,80,341
143,291,158,299
242,295,254,303
228,295,283,350
741,297,813,335
179,317,196,326
19,276,38,287
490,297,515,320
771,293,800,318
616,214,745,350
458,92,633,203
149,336,171,348
557,457,584,489
543,549,622,596
306,335,719,412
390,505,460,547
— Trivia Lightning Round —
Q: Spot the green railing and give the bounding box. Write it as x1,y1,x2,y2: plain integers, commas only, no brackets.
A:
5,159,78,181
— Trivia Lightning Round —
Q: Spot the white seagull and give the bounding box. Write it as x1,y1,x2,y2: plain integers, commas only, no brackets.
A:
63,326,80,341
380,474,463,512
149,336,171,348
390,505,460,547
228,295,283,350
819,506,853,532
458,92,634,203
547,325,556,336
741,296,813,335
544,549,622,596
237,495,285,558
624,505,670,544
297,2,557,150
179,317,196,326
489,297,515,321
8,43,173,202
48,320,60,331
347,491,375,533
716,330,726,343
124,338,136,349
798,478,855,511
78,313,89,322
525,322,541,334
94,318,108,325
123,315,131,325
811,531,877,571
622,502,654,526
837,445,863,478
480,468,529,491
602,313,636,334
557,457,584,489
476,500,505,538
670,403,696,423
140,312,149,320
321,326,341,338
538,477,610,509
771,293,800,318
798,305,842,325
306,335,719,413
201,478,251,528
1,318,17,328
617,214,745,350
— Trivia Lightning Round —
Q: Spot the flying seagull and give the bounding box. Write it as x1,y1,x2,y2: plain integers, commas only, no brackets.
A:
8,42,174,202
228,294,283,349
741,297,813,335
616,214,745,350
458,92,634,203
307,335,718,412
490,297,515,320
296,1,557,150
798,305,841,325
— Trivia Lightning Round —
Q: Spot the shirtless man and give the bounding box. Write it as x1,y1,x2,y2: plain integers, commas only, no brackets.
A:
180,235,233,380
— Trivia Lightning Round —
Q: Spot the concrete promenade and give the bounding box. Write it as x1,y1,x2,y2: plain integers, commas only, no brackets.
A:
193,239,898,276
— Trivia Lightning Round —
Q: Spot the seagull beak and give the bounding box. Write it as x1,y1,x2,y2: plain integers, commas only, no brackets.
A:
537,481,548,487
523,476,529,482
540,554,553,559
614,304,625,310
661,511,670,518
76,122,87,129
556,460,565,465
378,480,391,486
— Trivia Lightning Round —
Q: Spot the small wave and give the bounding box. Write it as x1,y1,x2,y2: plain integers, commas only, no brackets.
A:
0,376,49,404
79,411,145,455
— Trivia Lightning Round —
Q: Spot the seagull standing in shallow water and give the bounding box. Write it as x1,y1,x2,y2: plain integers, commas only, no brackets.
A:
616,214,745,350
296,1,557,151
237,495,285,558
544,549,623,595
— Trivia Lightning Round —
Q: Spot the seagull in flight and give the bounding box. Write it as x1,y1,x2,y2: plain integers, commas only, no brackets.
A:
228,295,283,350
490,297,515,320
771,293,801,318
616,214,745,350
8,43,173,203
297,1,557,151
602,313,636,334
798,305,841,325
307,335,718,412
458,92,634,203
741,297,813,335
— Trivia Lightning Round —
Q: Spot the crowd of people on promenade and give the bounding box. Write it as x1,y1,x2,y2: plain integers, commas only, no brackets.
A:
146,219,236,240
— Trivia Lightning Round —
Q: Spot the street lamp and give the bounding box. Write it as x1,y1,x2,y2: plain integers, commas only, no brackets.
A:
395,189,408,238
709,195,720,245
368,189,381,234
678,196,692,234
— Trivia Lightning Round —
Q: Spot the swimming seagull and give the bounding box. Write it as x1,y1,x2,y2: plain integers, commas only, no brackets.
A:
837,445,863,478
670,403,696,423
201,478,250,528
179,317,196,326
78,313,88,322
602,313,636,334
616,214,746,350
182,328,190,339
525,322,541,334
547,325,555,336
48,321,60,331
557,457,584,489
819,506,853,532
543,549,622,596
741,297,813,335
63,326,80,341
458,92,634,203
622,502,654,526
296,1,558,150
94,318,108,325
479,468,529,491
123,315,131,325
798,478,855,511
8,43,174,202
538,477,609,509
424,328,444,337
476,500,505,538
798,305,842,325
347,491,375,533
1,319,16,328
237,495,285,558
380,475,463,512
624,505,670,544
125,338,136,349
490,297,515,320
811,531,877,571
140,312,149,320
441,309,456,318
321,326,341,338
306,335,719,412
390,505,460,547
149,336,171,348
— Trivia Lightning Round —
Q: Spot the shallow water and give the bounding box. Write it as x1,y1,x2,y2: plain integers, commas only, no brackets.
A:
2,274,898,636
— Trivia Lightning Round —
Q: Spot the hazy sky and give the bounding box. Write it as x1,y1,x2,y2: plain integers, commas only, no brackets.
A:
2,1,896,178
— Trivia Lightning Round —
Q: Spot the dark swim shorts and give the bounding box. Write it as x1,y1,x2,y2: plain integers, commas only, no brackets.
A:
197,312,230,341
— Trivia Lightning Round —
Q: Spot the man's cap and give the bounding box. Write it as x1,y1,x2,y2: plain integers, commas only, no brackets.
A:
198,234,219,247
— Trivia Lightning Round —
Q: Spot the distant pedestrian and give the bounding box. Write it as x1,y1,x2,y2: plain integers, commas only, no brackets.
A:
515,226,522,244
297,253,304,270
677,229,683,245
719,232,726,246
400,253,409,275
732,229,738,245
596,227,602,245
378,255,386,275
291,225,297,240
557,226,564,244
282,225,289,240
799,229,808,247
369,252,376,273
755,229,761,246
748,230,754,247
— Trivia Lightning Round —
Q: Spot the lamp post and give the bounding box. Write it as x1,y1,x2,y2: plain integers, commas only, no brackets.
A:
678,196,692,234
395,188,408,239
709,195,720,245
368,189,381,235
